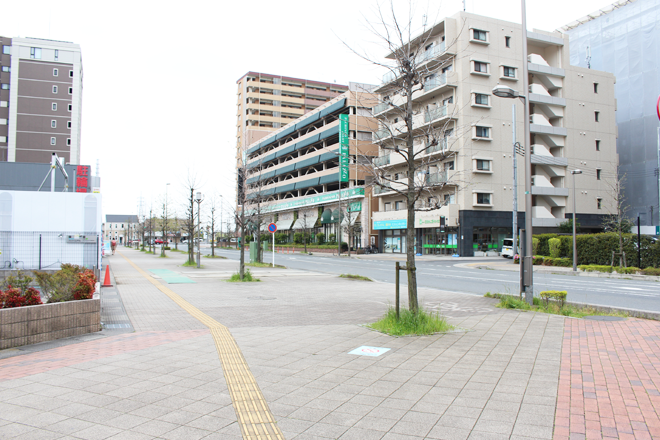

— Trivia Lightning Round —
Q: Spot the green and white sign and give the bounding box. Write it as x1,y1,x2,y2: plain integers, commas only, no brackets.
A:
254,187,364,214
339,114,349,183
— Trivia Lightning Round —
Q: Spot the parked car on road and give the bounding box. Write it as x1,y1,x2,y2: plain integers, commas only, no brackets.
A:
154,238,165,244
501,238,514,258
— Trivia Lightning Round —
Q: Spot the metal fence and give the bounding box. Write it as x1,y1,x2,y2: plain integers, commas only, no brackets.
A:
0,231,100,271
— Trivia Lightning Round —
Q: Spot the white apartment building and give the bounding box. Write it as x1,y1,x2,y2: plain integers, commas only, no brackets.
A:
371,11,617,256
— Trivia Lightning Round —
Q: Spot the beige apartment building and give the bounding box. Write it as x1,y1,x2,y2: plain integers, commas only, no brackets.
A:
371,11,617,256
241,86,379,249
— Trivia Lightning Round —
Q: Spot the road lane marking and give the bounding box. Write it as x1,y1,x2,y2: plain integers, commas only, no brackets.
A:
118,251,284,440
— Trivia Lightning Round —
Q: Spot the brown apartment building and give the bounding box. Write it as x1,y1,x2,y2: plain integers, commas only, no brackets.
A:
235,72,348,170
0,37,83,164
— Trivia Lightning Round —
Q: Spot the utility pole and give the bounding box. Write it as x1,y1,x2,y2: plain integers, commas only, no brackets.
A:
512,105,518,257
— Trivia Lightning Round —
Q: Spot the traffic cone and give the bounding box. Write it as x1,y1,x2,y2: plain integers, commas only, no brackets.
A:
102,265,112,287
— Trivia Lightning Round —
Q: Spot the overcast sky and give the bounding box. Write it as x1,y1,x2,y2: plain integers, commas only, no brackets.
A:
0,0,612,222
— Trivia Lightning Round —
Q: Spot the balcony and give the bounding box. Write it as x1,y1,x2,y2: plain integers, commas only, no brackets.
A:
415,41,447,65
373,102,392,115
373,155,391,167
424,105,447,123
426,170,448,185
382,70,397,85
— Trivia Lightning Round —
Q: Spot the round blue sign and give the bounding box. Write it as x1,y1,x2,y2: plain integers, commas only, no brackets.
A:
268,223,277,233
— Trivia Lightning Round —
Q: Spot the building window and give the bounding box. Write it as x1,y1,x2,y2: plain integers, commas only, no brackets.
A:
395,201,405,211
67,138,71,146
476,193,491,205
594,83,598,93
475,126,490,138
384,202,392,212
51,120,57,128
502,66,516,78
0,118,7,125
0,84,8,90
476,159,491,171
67,121,72,129
69,70,74,78
596,169,601,180
2,66,10,72
472,29,488,42
475,93,489,106
444,161,454,171
53,68,58,76
0,101,7,107
597,198,602,209
52,103,57,111
68,87,73,95
2,46,10,54
30,47,42,59
0,136,6,142
595,111,599,122
54,49,59,61
68,104,72,112
505,36,511,47
596,140,600,151
52,85,58,94
473,61,489,74
50,137,56,146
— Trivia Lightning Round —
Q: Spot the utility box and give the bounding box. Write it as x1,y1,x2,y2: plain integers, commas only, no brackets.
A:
262,242,269,253
249,242,257,263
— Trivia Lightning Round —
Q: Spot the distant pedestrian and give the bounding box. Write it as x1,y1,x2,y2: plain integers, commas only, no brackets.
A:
111,239,117,255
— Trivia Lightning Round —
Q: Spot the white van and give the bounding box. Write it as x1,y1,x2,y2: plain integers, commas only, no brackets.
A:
501,238,515,258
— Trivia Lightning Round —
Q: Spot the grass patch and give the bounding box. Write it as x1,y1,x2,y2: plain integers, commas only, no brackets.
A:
367,307,453,336
144,251,154,255
486,293,630,318
228,269,260,282
203,255,227,259
246,262,285,268
158,254,169,258
182,260,202,267
339,274,372,281
168,248,185,253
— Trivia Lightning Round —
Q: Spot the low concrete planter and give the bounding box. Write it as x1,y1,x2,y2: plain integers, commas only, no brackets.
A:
0,299,100,349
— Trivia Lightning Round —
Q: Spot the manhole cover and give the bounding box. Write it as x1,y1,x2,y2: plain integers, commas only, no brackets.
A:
247,296,276,301
584,316,627,321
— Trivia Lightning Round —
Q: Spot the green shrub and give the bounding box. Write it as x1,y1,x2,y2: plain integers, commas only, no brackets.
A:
316,232,325,244
329,234,336,243
33,264,87,303
540,290,567,307
542,257,554,266
274,233,288,244
293,232,303,244
498,295,531,310
532,256,544,265
532,237,539,255
578,264,613,273
614,266,641,275
228,269,259,282
549,238,561,258
367,307,453,336
553,258,572,267
642,267,660,276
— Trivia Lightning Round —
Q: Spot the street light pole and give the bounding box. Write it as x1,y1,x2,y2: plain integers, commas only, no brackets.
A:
195,192,203,268
520,0,533,304
571,170,582,271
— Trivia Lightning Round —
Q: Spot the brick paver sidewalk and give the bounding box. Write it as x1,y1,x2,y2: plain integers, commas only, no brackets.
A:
555,318,660,440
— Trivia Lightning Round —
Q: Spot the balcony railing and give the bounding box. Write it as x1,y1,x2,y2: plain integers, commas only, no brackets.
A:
373,184,392,195
415,41,446,64
382,70,397,85
375,128,391,140
373,102,392,114
424,105,448,123
423,74,447,93
373,155,391,167
426,170,448,185
426,138,448,154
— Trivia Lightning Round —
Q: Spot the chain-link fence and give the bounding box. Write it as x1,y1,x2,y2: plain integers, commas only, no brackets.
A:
0,231,100,271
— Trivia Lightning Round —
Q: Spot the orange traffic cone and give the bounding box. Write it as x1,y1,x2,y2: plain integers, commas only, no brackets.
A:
102,265,112,287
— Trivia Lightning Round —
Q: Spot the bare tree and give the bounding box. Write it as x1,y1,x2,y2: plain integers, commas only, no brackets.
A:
182,175,200,265
208,196,219,258
297,210,316,254
345,4,469,312
160,197,170,257
602,170,633,266
147,205,155,253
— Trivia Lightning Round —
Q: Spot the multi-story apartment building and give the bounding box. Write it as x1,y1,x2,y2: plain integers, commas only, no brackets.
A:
242,85,378,249
0,37,83,164
371,11,617,256
235,72,348,176
564,0,660,226
102,215,139,244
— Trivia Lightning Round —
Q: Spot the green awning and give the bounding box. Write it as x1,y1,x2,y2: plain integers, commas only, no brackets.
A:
321,209,333,224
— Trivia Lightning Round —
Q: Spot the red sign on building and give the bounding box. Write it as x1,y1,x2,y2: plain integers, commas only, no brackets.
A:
76,166,90,192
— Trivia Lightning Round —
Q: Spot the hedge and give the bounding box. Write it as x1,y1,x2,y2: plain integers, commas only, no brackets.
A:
531,232,660,267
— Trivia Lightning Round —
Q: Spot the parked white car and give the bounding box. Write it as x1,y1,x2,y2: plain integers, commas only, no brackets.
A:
501,238,515,258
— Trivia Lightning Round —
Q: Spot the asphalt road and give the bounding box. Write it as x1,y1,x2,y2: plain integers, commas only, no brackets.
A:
173,244,660,314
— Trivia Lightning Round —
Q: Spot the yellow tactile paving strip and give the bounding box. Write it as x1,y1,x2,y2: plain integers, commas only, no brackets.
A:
117,252,285,439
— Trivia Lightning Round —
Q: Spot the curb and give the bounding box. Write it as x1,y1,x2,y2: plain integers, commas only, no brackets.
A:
563,300,660,321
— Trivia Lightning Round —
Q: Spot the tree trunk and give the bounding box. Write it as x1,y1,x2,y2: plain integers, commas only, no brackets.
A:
405,77,418,313
239,208,246,280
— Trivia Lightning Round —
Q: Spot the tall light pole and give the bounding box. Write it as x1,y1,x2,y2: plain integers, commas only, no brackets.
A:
162,182,170,257
220,195,223,247
493,84,533,303
571,170,582,271
195,191,203,268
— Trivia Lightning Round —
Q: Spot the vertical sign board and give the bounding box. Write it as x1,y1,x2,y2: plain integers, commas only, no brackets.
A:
76,165,90,193
339,114,349,183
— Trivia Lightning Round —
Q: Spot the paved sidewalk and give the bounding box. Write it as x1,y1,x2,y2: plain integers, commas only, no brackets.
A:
0,247,659,439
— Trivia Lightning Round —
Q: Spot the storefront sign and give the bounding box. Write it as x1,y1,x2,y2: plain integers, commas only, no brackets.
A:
75,165,90,193
374,219,407,230
339,114,349,183
256,187,364,214
347,201,362,212
423,244,458,249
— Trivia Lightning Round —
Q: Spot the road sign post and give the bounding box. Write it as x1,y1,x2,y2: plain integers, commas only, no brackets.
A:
268,223,277,267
